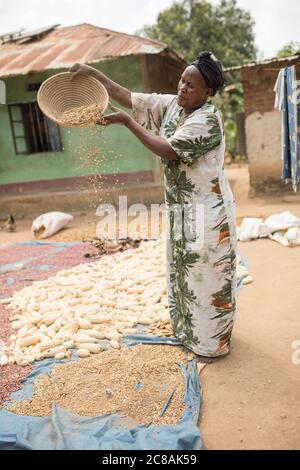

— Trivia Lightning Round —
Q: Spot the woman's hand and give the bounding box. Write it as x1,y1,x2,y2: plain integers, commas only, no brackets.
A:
69,63,96,79
69,64,132,109
100,104,131,126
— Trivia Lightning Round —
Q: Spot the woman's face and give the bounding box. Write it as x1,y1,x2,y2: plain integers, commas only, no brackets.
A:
177,65,213,112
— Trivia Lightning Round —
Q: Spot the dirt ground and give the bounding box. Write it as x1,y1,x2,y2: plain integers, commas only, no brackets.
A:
1,164,300,449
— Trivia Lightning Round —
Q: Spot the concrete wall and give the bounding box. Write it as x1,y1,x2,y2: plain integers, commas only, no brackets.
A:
245,110,282,191
241,60,300,193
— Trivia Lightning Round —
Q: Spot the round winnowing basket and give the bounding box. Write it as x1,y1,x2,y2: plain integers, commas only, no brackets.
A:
37,72,109,128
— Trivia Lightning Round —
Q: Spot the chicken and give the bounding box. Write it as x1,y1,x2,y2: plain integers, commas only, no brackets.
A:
1,214,16,232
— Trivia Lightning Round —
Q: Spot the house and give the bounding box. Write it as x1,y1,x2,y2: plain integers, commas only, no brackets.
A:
0,23,186,215
225,54,300,194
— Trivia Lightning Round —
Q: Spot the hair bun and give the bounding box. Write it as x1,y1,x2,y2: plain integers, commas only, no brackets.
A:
198,51,212,60
191,51,225,96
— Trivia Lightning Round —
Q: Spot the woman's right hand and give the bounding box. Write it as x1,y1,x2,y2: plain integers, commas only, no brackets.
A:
69,63,96,79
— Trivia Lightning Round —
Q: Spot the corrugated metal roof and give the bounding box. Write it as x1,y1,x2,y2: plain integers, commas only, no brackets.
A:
224,54,300,72
0,23,184,77
0,25,60,45
0,28,25,44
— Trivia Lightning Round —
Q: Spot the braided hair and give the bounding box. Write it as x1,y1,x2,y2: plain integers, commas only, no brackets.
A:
191,51,225,96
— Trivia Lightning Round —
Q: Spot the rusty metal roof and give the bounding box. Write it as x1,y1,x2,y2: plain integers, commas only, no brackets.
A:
0,23,184,77
0,25,60,45
224,54,300,72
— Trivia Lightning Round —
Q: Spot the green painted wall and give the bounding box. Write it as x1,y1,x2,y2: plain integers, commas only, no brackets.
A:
0,56,154,185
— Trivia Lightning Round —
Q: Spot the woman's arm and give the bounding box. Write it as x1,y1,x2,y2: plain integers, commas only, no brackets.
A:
126,118,178,161
103,105,178,161
70,63,132,109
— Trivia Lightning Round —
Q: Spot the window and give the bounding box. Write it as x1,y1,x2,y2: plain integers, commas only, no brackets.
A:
27,83,42,92
8,102,62,155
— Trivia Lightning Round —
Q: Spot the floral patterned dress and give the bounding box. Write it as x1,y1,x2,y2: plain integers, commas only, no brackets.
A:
132,92,237,357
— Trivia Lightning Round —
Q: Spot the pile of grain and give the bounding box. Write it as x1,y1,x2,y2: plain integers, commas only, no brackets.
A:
9,344,187,426
56,104,105,127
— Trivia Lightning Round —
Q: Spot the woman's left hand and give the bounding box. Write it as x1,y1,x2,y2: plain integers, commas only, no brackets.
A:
99,104,131,126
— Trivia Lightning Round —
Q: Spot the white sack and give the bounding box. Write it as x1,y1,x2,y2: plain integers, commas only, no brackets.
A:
258,211,300,237
238,218,263,242
32,212,73,239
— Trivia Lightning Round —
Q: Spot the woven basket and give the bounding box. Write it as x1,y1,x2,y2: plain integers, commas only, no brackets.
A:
37,72,109,128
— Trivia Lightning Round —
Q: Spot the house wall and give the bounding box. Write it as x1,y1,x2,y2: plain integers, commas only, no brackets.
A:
140,54,183,94
0,56,154,186
139,54,185,183
241,60,300,193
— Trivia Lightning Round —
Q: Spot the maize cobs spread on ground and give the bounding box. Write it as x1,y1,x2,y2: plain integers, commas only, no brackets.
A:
0,240,171,366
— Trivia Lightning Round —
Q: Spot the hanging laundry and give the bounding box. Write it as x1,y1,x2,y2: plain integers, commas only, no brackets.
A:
274,65,300,192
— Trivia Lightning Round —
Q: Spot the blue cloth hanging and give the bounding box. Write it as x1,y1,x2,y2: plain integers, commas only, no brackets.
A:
274,65,300,192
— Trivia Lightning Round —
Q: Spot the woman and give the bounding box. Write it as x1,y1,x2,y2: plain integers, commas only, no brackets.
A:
70,51,237,361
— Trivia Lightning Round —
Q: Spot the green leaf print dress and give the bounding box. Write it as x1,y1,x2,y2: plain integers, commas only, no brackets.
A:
132,92,237,357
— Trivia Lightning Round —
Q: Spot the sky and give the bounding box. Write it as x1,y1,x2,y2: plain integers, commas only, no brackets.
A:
0,0,299,59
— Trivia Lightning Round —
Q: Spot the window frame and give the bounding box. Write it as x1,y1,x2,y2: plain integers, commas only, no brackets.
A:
8,101,63,155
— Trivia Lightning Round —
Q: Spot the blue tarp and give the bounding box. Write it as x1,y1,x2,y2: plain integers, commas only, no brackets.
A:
0,338,204,451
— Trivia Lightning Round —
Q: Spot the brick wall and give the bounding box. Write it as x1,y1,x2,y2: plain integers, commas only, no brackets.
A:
240,58,300,194
242,60,300,117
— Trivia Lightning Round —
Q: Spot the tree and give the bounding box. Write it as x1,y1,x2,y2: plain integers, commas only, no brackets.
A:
277,41,300,59
139,0,256,160
213,82,244,158
139,0,257,67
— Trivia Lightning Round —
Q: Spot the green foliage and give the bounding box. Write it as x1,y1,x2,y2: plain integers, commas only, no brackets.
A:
277,41,300,59
139,0,253,158
212,82,244,157
140,0,257,67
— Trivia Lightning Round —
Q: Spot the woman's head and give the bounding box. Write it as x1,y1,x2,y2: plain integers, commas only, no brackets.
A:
177,51,225,113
